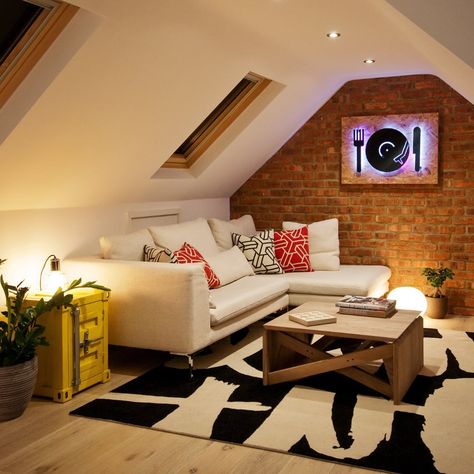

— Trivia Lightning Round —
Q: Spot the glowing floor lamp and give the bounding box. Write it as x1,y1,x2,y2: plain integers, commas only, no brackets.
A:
387,286,427,313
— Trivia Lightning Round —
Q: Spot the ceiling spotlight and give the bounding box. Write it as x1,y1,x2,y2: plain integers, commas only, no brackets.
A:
326,32,340,39
364,58,376,64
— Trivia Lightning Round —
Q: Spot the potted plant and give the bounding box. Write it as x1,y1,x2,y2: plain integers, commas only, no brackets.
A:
421,266,455,319
0,258,109,421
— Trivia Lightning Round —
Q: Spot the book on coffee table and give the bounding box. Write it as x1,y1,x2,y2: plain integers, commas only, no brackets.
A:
336,295,396,312
288,310,337,326
337,306,397,318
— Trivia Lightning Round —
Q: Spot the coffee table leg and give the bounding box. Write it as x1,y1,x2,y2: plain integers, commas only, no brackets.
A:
391,317,424,404
263,329,271,385
264,330,315,385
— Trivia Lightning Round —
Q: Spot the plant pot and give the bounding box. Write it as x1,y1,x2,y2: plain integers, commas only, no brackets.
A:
425,296,449,319
0,355,38,422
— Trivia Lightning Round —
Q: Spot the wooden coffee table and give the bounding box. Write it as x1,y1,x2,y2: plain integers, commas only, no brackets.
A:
263,302,423,404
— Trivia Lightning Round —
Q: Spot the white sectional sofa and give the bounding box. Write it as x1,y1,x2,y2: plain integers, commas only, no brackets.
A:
63,216,391,361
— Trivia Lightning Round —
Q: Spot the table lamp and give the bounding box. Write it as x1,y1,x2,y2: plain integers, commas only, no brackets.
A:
39,254,68,294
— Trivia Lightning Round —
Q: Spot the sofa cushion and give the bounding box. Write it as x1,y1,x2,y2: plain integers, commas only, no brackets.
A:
143,244,174,263
206,246,254,286
283,218,340,271
209,275,289,326
232,229,284,275
208,215,257,251
280,264,391,296
172,243,220,289
149,217,220,258
100,228,154,261
274,226,312,273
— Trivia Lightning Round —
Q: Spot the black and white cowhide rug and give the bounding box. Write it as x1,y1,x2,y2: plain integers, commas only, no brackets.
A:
71,325,474,474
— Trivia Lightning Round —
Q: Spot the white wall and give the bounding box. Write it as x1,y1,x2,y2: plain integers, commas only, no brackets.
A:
0,198,228,293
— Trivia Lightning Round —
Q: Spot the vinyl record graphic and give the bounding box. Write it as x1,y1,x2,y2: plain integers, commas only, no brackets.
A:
365,128,410,172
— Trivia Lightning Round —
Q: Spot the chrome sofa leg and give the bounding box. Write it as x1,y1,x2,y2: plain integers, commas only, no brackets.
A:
186,354,194,379
170,352,194,379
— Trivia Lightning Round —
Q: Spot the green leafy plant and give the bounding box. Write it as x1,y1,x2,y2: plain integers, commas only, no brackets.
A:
421,266,454,298
0,259,109,367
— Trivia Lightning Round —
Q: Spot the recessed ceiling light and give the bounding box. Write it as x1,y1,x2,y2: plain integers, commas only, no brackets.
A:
364,58,376,64
326,32,341,39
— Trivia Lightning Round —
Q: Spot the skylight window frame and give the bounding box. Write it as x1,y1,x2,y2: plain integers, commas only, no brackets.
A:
164,72,270,169
0,0,78,109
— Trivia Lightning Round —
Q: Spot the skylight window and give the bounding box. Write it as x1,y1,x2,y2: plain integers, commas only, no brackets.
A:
0,1,43,65
164,72,270,169
0,0,78,109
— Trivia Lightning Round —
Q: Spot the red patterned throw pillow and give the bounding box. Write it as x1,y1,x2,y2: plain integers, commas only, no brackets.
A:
274,226,312,272
172,242,221,289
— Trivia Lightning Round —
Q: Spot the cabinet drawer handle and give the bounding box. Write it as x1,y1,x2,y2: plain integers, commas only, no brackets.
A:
80,331,102,355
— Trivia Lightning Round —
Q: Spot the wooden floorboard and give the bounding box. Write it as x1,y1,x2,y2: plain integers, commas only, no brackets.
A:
0,315,471,473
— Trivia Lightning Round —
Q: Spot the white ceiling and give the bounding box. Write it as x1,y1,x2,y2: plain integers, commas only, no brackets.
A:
387,0,474,68
0,0,472,211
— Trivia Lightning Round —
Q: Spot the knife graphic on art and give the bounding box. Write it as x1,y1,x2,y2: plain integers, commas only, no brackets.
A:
413,126,421,172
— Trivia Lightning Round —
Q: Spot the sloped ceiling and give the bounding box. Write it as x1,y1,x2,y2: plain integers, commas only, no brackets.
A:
0,0,473,211
387,0,474,69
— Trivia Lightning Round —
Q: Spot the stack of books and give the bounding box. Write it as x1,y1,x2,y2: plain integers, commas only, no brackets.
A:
335,295,396,318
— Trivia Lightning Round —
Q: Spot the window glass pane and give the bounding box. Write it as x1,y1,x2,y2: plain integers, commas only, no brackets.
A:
174,77,254,156
0,0,43,64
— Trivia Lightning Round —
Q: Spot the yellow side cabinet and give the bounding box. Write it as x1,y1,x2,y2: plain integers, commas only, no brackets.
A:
27,289,111,402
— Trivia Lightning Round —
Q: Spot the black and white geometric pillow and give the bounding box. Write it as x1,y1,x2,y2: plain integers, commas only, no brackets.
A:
232,230,284,274
143,244,176,263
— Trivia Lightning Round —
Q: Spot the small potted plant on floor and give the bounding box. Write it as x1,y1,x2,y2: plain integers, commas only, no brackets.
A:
0,258,109,421
421,266,455,319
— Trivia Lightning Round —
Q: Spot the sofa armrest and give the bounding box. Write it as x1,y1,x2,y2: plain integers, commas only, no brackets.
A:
63,256,212,354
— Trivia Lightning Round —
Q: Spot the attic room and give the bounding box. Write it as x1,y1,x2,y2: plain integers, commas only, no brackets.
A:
0,0,473,473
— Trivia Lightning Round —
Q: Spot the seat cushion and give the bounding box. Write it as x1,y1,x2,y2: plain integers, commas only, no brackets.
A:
206,246,254,286
283,218,340,271
208,215,257,251
100,228,154,261
280,264,391,296
148,217,220,258
209,276,289,326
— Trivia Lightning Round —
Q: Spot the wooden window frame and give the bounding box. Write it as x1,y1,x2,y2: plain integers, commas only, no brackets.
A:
163,72,271,169
0,0,78,109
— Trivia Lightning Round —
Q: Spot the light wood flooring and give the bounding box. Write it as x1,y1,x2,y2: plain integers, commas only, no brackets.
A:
0,314,472,474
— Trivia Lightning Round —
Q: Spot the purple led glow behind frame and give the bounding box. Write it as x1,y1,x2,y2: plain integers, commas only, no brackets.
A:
341,113,438,185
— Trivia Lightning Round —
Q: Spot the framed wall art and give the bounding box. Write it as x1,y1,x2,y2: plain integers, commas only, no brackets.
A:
341,113,438,184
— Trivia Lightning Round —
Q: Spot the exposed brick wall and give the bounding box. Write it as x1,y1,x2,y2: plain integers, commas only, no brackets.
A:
231,75,474,316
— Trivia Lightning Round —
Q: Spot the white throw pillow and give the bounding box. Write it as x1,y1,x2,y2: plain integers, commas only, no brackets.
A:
282,218,340,271
148,217,220,258
208,215,257,251
99,228,155,261
206,246,255,286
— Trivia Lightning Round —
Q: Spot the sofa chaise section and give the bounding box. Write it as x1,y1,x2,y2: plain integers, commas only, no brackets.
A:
281,264,391,306
210,276,289,326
